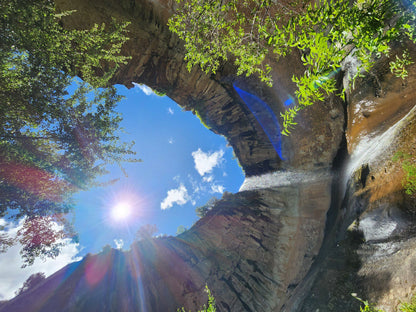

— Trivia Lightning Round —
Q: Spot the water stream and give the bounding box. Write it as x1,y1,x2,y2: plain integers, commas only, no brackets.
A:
239,169,331,191
345,104,416,183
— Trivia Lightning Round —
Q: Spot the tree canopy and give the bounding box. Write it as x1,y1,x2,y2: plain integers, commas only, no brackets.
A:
0,0,138,266
169,0,416,134
15,272,46,296
195,196,218,218
135,224,158,241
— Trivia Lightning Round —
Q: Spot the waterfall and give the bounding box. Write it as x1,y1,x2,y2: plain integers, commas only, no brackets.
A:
345,104,416,182
239,170,331,191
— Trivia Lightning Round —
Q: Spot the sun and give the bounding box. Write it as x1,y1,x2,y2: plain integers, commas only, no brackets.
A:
110,202,132,221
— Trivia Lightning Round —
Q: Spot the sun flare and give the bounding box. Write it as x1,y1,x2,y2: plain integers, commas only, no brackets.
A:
111,202,132,221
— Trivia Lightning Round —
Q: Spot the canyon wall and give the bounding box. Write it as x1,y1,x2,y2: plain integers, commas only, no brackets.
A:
1,0,415,311
301,46,416,312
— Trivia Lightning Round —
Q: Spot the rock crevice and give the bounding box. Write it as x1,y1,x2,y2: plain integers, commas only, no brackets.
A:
2,1,415,311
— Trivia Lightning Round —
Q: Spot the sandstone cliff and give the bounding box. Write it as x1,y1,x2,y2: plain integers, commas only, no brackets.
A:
1,0,415,311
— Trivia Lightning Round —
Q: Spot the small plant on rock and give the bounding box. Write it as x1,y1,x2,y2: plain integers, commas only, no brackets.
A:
177,285,216,312
353,293,416,312
393,151,416,195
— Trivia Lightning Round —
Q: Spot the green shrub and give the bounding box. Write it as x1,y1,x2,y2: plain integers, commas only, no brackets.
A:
399,295,416,312
353,293,416,311
169,0,416,135
178,285,216,312
393,151,416,195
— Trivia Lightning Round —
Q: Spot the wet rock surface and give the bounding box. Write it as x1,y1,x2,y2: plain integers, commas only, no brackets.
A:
4,0,416,311
301,47,416,311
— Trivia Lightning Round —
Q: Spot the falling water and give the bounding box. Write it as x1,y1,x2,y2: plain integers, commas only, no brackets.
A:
345,104,416,182
239,169,331,191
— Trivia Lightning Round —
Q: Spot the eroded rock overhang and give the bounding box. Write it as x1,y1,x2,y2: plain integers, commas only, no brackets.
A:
54,0,345,177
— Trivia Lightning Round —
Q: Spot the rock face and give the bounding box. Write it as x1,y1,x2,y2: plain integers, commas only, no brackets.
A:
1,184,332,312
300,47,416,311
54,0,344,175
2,0,415,311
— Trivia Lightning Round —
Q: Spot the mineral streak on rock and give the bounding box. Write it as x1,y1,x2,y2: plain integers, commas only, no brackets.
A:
4,0,415,311
301,46,416,311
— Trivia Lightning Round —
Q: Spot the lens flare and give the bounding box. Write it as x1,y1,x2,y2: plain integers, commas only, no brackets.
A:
102,188,145,229
233,84,285,160
111,202,132,221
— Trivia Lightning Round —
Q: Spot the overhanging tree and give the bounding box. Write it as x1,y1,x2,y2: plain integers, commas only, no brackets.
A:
169,0,416,135
0,0,139,266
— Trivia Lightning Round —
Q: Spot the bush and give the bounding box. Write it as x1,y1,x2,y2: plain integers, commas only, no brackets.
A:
178,285,216,312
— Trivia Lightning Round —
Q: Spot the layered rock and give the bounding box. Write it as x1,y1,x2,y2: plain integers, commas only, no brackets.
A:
54,0,344,175
0,182,332,312
339,50,416,311
301,46,416,311
2,0,415,311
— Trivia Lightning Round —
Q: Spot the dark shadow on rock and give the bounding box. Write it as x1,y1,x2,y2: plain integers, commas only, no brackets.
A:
299,228,365,312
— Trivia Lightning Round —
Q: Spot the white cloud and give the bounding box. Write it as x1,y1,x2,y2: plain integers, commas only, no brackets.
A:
168,107,174,115
168,137,174,144
160,184,190,210
203,175,213,183
192,149,224,176
132,82,154,96
155,233,167,238
113,239,124,250
211,184,225,194
188,174,203,194
0,219,81,300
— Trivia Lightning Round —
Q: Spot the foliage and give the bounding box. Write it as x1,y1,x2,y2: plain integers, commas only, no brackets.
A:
176,225,188,235
194,108,211,130
195,196,218,218
169,0,416,135
399,294,416,312
17,216,70,266
153,89,167,97
178,285,216,312
353,293,416,311
101,244,113,253
390,50,414,80
352,293,385,312
0,0,137,265
15,272,46,296
393,151,416,195
136,224,158,241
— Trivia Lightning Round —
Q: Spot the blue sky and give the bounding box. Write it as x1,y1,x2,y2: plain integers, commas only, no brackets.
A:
0,83,244,300
72,83,245,255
